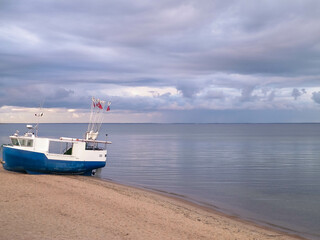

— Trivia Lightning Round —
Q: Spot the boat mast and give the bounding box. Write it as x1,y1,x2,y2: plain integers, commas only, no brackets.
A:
86,97,110,140
34,101,44,136
34,111,43,136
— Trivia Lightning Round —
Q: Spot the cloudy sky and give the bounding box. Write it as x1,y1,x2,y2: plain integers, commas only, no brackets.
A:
1,0,320,123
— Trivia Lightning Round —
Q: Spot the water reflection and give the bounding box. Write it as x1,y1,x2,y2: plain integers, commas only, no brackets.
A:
101,124,320,238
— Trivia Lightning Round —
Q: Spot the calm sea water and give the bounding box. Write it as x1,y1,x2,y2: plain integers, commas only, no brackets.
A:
1,123,320,239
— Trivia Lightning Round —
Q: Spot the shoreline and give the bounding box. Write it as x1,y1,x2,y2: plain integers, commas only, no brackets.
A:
0,167,307,240
99,177,310,240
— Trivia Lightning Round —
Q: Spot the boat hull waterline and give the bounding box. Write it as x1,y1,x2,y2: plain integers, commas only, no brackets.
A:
3,146,106,175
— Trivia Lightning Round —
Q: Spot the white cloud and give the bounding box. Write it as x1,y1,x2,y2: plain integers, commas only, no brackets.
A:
0,25,41,48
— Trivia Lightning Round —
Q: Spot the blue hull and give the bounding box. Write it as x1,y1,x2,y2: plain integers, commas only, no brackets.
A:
2,146,106,175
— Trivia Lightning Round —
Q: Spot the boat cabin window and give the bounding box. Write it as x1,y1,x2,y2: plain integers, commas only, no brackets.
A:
21,139,33,147
26,140,33,147
49,141,73,155
11,138,19,146
85,142,105,150
11,138,33,147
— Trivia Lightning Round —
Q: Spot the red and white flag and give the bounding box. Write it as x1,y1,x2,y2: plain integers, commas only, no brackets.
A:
96,101,103,109
106,101,111,111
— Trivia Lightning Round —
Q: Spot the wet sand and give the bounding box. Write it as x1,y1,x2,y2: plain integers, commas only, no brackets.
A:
0,167,304,240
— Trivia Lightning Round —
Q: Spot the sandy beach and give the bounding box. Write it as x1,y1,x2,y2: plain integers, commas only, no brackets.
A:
0,167,304,240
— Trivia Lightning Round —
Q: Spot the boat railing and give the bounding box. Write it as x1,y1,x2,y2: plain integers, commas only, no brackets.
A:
59,137,111,151
59,137,112,145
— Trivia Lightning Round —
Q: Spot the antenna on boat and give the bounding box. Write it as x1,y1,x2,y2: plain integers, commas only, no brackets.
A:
86,97,111,140
34,100,44,137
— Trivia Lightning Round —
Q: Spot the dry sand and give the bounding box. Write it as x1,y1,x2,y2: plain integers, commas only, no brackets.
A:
0,167,304,240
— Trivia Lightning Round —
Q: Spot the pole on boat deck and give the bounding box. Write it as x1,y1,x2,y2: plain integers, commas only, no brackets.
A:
86,97,111,141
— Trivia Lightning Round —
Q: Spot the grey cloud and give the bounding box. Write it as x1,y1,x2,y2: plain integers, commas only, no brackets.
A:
259,88,276,101
239,86,258,102
292,88,302,100
1,0,320,119
312,92,320,104
267,90,276,101
0,85,44,108
2,0,320,78
176,80,204,98
292,88,307,100
171,1,320,76
108,93,185,112
49,88,74,99
149,91,160,98
237,86,278,103
204,90,225,100
0,84,81,108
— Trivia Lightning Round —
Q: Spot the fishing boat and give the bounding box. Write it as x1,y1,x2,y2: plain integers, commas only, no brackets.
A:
1,97,111,175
